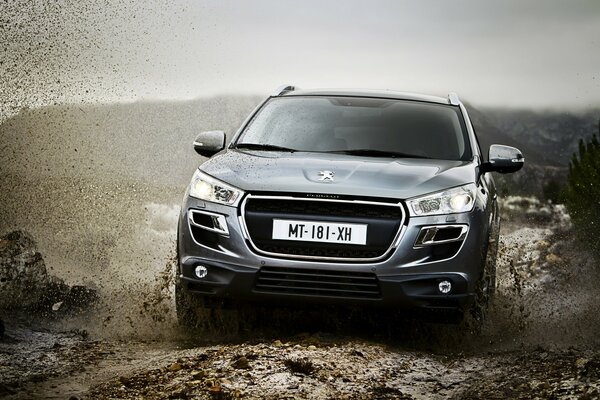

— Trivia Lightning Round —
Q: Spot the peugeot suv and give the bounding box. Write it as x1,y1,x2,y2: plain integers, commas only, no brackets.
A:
176,85,523,324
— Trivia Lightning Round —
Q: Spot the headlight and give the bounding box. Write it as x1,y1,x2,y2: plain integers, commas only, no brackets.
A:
189,169,244,206
407,183,477,216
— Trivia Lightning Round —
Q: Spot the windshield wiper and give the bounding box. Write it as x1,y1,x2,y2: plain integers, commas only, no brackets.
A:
234,143,297,152
327,149,432,159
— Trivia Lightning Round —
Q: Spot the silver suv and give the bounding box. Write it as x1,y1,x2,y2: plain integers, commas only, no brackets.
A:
176,86,523,324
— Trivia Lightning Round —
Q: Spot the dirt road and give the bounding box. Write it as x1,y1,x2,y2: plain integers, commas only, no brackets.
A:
1,198,600,399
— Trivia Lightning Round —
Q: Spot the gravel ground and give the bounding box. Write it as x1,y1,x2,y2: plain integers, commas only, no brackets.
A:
2,198,600,399
84,339,600,400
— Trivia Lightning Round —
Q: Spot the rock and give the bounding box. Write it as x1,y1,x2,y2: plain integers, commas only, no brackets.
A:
576,358,588,368
168,388,189,399
118,376,131,387
0,230,96,315
208,383,221,393
350,349,365,358
545,253,562,265
536,240,550,250
0,230,50,310
578,357,600,380
168,362,183,372
191,370,206,380
231,356,250,370
284,358,315,375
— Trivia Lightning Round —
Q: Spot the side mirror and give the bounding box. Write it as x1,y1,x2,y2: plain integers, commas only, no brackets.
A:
480,144,524,174
193,131,225,157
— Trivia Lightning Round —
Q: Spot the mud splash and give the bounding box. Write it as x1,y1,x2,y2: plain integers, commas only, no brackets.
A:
482,198,600,350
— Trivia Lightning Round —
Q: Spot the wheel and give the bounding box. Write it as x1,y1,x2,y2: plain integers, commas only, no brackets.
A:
174,226,214,331
175,278,262,336
175,278,211,330
467,222,500,330
486,213,501,296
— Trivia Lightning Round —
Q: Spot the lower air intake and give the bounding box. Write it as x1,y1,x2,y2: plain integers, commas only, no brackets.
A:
254,267,381,299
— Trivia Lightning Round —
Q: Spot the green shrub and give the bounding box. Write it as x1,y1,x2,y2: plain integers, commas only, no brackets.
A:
564,123,600,252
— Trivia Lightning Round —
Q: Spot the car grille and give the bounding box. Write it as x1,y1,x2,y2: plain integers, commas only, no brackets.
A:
246,199,402,218
255,267,381,299
242,196,405,261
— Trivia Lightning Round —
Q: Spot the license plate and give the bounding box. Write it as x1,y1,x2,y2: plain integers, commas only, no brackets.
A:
272,219,367,245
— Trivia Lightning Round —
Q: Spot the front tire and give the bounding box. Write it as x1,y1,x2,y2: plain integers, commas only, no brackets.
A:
175,278,260,336
467,222,500,329
175,278,211,330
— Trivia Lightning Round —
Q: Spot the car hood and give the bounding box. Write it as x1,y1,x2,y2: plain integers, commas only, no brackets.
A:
200,150,477,200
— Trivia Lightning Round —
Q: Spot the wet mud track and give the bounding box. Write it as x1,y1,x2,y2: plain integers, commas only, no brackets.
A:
85,340,600,399
3,322,600,399
0,208,600,399
2,201,600,399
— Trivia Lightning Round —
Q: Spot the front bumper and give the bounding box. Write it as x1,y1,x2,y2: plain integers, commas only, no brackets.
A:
179,259,474,309
178,192,487,311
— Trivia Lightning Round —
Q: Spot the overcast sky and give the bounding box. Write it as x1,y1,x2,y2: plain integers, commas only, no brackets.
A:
2,0,599,114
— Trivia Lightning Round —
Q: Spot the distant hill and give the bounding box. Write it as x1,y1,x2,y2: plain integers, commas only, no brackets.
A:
481,108,600,165
474,107,599,196
466,105,557,167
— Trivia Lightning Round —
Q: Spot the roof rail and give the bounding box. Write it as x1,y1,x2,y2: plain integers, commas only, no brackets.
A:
271,84,297,97
447,92,460,106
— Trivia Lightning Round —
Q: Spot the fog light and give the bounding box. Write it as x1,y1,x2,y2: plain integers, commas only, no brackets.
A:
438,280,452,294
194,265,208,279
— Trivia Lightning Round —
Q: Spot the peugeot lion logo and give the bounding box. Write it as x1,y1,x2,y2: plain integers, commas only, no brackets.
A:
318,170,335,182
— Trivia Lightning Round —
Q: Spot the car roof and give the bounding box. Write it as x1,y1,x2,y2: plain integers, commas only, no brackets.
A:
279,88,452,105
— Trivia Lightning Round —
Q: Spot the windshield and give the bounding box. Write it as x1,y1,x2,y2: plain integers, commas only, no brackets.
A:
236,96,472,160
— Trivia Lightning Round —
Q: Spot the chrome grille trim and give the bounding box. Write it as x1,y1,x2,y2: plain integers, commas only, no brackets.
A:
240,194,406,262
188,209,230,236
413,224,469,248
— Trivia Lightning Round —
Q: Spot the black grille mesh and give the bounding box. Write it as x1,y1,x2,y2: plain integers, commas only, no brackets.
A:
255,267,381,299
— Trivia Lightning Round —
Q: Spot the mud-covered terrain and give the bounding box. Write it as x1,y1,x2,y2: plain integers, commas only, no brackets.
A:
2,1,600,397
1,100,599,399
2,198,600,399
